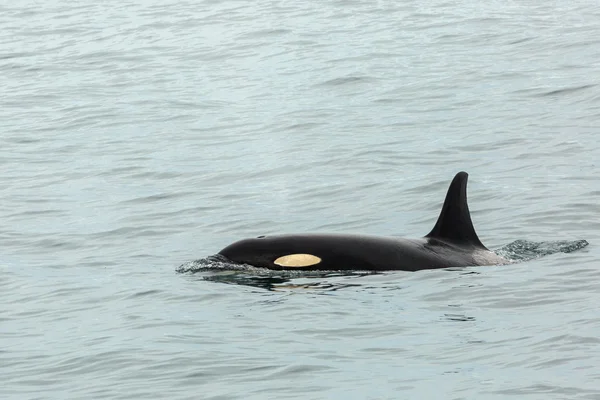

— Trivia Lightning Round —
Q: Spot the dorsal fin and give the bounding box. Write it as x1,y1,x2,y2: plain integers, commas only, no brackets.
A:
425,171,487,249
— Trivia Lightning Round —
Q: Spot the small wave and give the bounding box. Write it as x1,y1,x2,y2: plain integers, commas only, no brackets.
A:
316,76,374,87
538,84,596,97
241,28,291,38
495,239,589,262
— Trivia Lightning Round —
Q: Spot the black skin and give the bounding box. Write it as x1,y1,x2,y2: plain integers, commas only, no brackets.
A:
218,233,502,271
217,172,509,271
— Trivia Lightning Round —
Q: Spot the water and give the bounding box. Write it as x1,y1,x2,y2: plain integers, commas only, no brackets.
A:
2,0,600,398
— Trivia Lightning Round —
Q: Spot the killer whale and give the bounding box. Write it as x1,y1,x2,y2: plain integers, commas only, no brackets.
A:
218,171,509,271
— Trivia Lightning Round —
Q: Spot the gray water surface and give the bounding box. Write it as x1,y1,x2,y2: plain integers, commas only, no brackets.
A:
2,0,600,399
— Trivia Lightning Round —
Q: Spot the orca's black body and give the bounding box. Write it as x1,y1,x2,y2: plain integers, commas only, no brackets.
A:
218,172,509,271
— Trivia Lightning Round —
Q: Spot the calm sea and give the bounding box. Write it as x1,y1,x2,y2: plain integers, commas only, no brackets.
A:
2,0,600,399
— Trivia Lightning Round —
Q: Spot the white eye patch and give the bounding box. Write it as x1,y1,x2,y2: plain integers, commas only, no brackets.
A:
274,254,322,267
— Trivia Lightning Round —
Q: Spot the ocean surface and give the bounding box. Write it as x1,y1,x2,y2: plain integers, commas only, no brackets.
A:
2,0,600,399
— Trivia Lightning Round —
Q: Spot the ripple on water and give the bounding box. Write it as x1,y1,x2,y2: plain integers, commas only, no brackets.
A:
3,0,600,399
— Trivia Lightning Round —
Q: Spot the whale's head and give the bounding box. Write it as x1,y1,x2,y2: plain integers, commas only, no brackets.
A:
218,235,323,269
